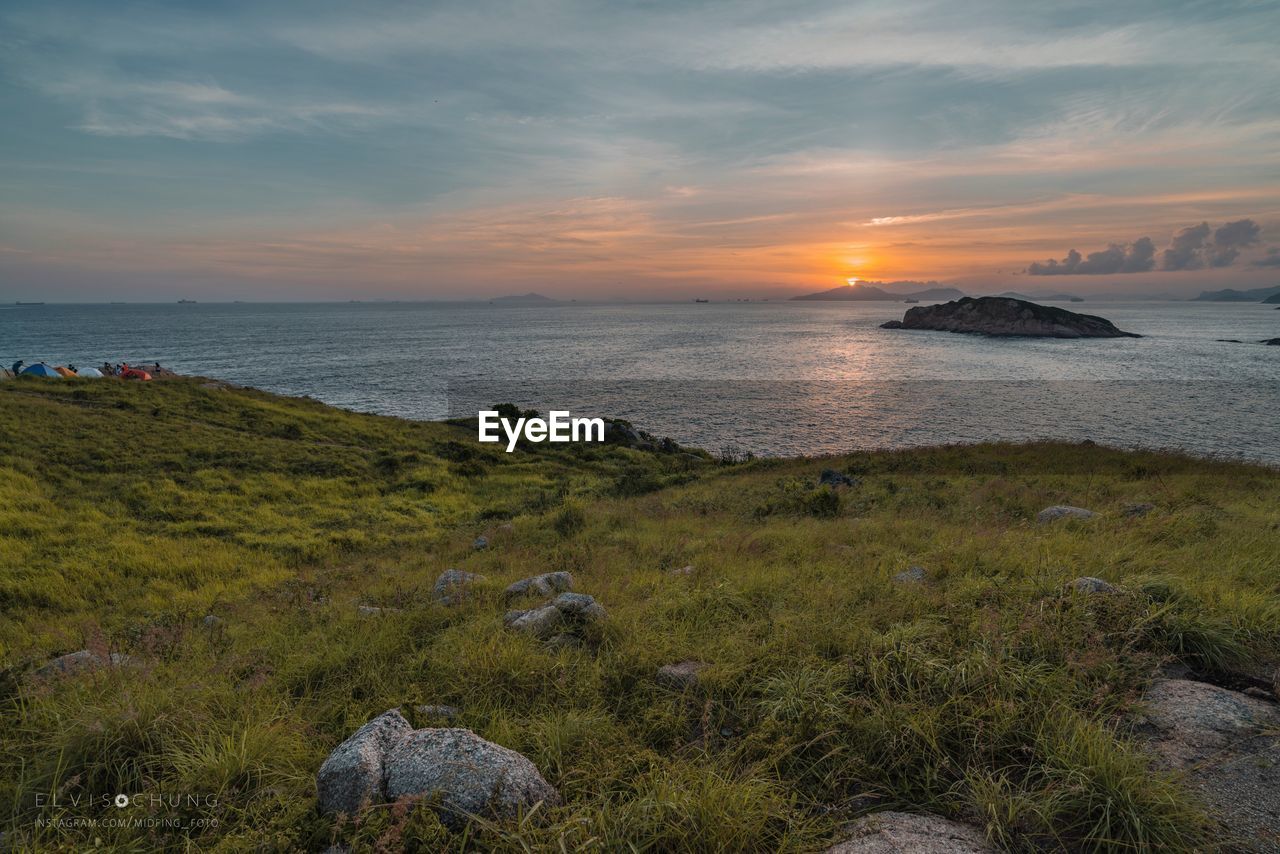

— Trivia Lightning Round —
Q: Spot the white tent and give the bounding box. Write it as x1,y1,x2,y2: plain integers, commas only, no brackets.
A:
75,367,104,377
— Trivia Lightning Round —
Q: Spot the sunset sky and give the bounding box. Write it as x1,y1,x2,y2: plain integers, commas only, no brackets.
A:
2,0,1279,301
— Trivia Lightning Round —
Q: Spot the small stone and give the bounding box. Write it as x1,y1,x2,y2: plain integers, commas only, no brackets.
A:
201,614,223,628
433,569,484,606
668,565,695,577
1036,505,1097,524
1065,576,1116,595
1123,502,1155,518
383,728,561,829
316,709,413,816
473,536,488,550
657,660,707,690
357,604,400,616
892,566,927,584
503,571,574,601
826,811,994,853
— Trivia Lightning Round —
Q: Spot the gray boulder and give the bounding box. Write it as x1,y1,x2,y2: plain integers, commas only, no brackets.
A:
201,614,223,628
473,536,488,550
892,566,927,584
1065,576,1116,595
35,649,131,678
826,811,994,853
504,604,565,639
433,569,484,606
1138,679,1280,851
384,728,561,828
317,710,413,816
1139,679,1280,769
657,660,707,690
552,592,607,621
503,571,573,601
1036,505,1097,524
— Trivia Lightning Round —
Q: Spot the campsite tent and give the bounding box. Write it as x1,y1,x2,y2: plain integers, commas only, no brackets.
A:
20,363,61,378
121,367,152,381
54,366,77,378
76,367,104,378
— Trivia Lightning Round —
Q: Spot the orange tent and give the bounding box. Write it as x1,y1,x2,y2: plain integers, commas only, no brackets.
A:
54,366,77,378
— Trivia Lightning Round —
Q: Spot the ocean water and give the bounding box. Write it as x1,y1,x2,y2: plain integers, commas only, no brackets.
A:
3,300,1278,463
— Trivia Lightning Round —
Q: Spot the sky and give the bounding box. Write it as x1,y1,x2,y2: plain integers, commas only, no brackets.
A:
2,0,1279,301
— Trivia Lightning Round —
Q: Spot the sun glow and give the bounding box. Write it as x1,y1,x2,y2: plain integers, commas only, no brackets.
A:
846,277,860,286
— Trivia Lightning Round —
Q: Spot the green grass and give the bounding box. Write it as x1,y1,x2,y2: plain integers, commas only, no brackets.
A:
1,377,1277,851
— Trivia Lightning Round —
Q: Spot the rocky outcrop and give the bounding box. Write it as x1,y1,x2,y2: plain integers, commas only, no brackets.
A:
826,811,994,853
1137,679,1280,851
35,649,132,678
819,469,858,488
503,572,573,601
433,569,484,606
317,710,560,829
1036,505,1096,524
880,297,1140,338
1262,338,1280,345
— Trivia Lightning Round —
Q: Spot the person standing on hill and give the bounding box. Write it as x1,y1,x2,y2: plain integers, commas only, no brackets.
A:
11,360,22,375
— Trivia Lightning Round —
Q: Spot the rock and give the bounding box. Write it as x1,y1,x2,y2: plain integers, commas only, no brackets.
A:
1261,338,1280,346
657,660,707,690
892,566,927,584
433,569,484,606
551,592,607,621
201,614,223,628
383,728,561,829
505,592,606,641
35,649,131,678
504,604,565,639
1138,679,1280,851
668,565,695,577
879,296,1140,338
826,811,994,853
1065,576,1116,594
317,710,413,816
473,536,488,550
1138,679,1280,769
1243,687,1272,701
1217,339,1244,343
1036,505,1097,524
1123,502,1155,518
819,469,857,488
503,571,573,601
415,704,461,722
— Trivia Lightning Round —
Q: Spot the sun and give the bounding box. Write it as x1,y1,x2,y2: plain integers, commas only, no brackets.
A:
846,277,860,286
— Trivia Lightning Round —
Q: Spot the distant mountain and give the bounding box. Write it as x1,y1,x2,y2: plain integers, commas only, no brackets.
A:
987,290,1081,302
1192,286,1280,302
491,292,557,303
792,283,966,301
1262,292,1280,304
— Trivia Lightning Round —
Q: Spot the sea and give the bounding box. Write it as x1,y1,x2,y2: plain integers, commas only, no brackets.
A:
3,300,1278,464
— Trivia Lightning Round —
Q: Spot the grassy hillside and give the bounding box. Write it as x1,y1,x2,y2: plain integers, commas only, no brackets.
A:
1,377,1277,851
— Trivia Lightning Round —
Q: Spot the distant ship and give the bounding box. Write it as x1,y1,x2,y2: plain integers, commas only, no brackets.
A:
694,298,709,303
1070,297,1084,302
15,301,45,305
903,298,919,304
178,299,197,304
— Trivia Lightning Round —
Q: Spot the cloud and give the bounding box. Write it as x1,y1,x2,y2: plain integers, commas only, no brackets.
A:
1028,237,1155,275
1028,220,1261,275
1256,248,1280,267
1162,219,1260,270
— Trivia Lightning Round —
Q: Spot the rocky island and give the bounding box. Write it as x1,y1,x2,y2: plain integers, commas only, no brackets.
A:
880,296,1140,338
